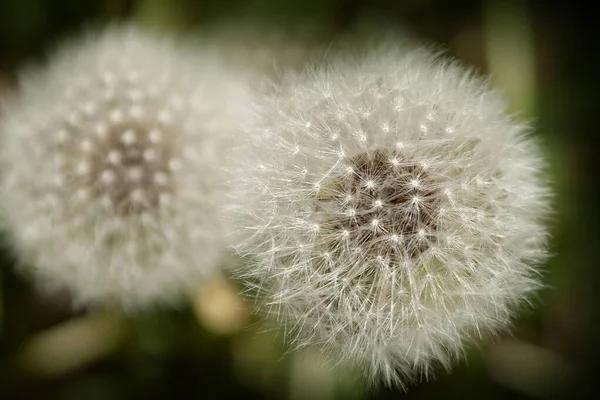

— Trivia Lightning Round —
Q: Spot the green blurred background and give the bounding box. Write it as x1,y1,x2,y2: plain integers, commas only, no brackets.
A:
0,0,597,399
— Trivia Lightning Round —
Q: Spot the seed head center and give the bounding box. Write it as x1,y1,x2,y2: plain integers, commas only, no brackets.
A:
321,149,440,260
58,123,177,216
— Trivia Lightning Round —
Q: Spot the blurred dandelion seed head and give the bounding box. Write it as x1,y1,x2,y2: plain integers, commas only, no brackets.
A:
0,25,251,309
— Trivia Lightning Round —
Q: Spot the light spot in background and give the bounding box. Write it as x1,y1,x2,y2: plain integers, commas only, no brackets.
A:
16,314,127,377
193,275,250,335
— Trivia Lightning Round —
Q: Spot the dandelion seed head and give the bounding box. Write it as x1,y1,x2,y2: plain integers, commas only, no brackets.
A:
0,25,251,309
229,43,551,387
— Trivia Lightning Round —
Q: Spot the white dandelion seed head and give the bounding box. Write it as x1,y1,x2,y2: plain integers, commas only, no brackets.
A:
0,25,251,309
229,44,552,387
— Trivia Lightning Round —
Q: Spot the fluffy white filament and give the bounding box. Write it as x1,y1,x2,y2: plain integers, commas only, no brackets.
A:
228,44,551,387
0,26,250,309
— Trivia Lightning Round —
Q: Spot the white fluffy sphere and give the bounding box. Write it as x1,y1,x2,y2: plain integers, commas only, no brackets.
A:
229,44,551,387
0,26,250,309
